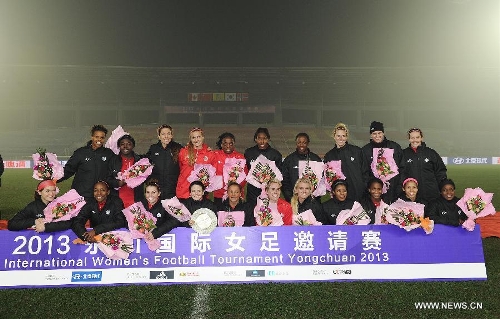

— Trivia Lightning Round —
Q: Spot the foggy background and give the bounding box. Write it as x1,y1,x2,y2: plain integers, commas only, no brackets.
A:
0,0,498,159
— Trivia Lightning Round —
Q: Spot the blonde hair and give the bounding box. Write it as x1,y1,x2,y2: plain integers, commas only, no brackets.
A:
331,122,349,139
265,178,282,192
290,177,313,214
187,128,204,166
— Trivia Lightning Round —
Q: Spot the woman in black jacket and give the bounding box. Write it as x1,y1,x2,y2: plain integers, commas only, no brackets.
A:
146,125,182,200
216,182,255,226
58,125,115,200
361,121,404,204
244,127,282,205
281,132,323,202
0,153,4,187
401,128,447,203
358,178,387,224
141,179,180,239
322,179,355,225
72,181,127,242
324,123,371,202
8,180,73,232
181,181,218,214
425,179,467,226
290,177,327,224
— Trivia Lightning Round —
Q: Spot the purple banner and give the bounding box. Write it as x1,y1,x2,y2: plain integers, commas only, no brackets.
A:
0,225,486,288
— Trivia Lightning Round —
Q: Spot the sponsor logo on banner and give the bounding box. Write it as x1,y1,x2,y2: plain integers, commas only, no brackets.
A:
71,271,102,282
223,270,244,277
312,269,330,276
179,271,200,277
450,157,490,165
4,160,30,168
267,270,290,277
126,272,148,280
332,269,352,275
45,273,70,282
149,270,175,280
246,270,265,277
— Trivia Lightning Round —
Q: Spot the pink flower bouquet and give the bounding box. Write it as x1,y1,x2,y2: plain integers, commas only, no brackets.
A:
384,199,433,234
323,160,346,192
217,211,245,227
161,197,192,222
188,164,223,192
43,189,86,222
457,187,496,231
117,158,153,188
123,201,160,251
373,200,389,225
299,161,326,197
371,148,399,194
223,158,247,184
97,231,134,260
32,148,64,181
246,155,283,188
253,197,284,226
105,125,129,155
293,209,322,226
336,202,371,225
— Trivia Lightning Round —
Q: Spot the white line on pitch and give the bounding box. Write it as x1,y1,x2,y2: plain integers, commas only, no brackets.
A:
190,284,211,319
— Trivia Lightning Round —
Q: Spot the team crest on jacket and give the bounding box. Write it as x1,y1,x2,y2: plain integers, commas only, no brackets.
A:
350,157,355,161
203,156,208,162
36,213,43,218
157,213,162,218
154,152,159,156
102,157,107,161
105,210,111,215
85,157,91,161
424,158,429,162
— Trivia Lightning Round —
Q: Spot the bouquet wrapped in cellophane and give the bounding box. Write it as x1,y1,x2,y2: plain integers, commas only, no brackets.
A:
223,158,247,184
105,125,129,155
32,148,64,181
43,189,86,222
253,197,284,226
323,160,346,192
456,187,496,231
246,155,283,189
371,148,399,194
292,209,322,226
96,231,134,260
123,201,160,251
336,202,371,225
384,199,433,234
298,161,326,197
161,197,192,222
217,211,245,227
188,164,223,192
117,158,154,188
